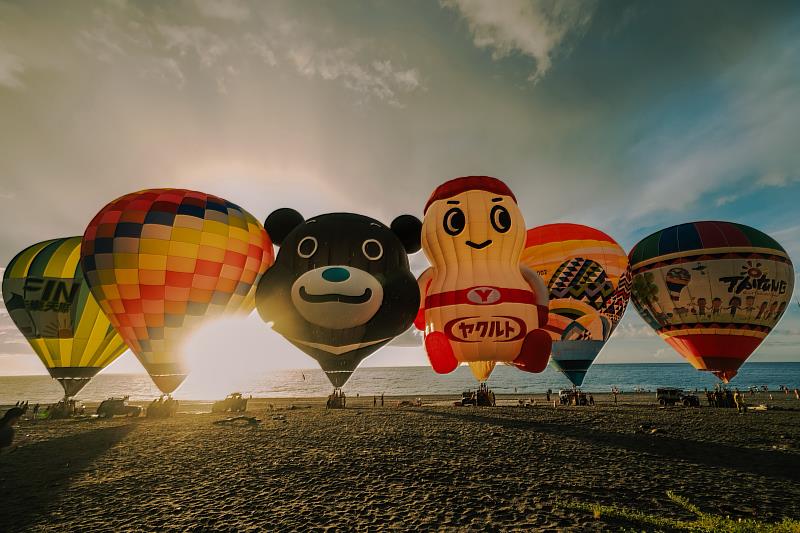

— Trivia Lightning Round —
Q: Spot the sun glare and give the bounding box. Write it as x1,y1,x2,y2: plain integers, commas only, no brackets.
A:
177,314,310,400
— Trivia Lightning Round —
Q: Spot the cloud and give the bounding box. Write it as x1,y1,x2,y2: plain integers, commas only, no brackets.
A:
0,49,25,89
612,321,656,339
388,327,423,347
158,24,229,67
757,172,800,188
243,33,277,67
441,0,596,81
195,0,250,22
71,3,423,103
287,45,421,106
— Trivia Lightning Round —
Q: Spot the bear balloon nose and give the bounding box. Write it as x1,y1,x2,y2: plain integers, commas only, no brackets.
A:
322,267,350,282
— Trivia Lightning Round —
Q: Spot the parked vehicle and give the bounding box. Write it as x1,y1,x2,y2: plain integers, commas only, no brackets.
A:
656,388,700,407
457,385,496,407
212,392,249,413
97,396,141,418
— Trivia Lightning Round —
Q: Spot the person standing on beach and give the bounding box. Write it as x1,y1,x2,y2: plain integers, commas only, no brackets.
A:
0,407,24,453
380,393,384,407
734,390,745,413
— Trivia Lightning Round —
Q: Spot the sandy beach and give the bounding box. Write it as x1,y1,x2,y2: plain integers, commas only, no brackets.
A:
1,392,799,531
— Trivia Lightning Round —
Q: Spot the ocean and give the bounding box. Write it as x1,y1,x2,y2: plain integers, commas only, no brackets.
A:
2,362,799,404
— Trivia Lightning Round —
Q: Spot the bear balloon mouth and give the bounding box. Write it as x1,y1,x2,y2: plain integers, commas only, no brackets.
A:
299,286,373,304
466,239,492,249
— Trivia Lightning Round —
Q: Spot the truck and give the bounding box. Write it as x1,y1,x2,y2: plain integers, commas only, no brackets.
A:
656,388,700,407
212,392,249,413
97,397,142,418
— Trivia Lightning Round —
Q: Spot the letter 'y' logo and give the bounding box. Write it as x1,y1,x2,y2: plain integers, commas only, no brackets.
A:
467,286,501,305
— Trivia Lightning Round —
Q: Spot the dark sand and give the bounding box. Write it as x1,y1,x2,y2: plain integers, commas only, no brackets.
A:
2,392,799,531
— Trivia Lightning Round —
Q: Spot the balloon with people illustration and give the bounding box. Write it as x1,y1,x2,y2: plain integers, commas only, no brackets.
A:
629,221,794,382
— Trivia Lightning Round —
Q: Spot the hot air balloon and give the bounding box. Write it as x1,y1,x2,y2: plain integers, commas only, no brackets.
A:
629,221,794,382
521,224,632,387
2,237,128,397
255,209,421,391
417,176,552,382
80,189,274,394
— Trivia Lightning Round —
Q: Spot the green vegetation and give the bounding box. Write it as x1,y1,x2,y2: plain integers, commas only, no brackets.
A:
558,491,800,532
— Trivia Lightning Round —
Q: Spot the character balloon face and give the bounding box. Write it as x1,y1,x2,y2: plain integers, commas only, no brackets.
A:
417,176,552,382
3,237,128,397
81,189,274,394
422,187,526,271
256,209,422,388
629,221,794,383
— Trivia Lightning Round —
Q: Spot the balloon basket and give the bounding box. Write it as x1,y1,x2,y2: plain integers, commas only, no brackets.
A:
326,388,347,409
457,383,496,407
45,397,85,419
146,395,178,418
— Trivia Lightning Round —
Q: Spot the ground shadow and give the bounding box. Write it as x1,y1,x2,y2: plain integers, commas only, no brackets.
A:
0,423,135,532
410,408,800,482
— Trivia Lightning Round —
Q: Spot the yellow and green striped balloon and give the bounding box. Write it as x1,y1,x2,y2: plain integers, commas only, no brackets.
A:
2,237,128,397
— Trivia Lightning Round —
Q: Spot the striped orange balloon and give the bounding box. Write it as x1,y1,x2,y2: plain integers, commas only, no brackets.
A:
81,189,274,394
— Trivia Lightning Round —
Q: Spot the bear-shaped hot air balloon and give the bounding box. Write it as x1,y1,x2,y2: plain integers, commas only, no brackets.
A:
416,176,552,382
255,209,422,390
629,221,794,383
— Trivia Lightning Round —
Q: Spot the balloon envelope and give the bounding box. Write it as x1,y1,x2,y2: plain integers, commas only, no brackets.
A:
522,224,631,386
81,189,274,394
418,176,552,382
3,237,128,396
256,210,421,388
629,221,794,382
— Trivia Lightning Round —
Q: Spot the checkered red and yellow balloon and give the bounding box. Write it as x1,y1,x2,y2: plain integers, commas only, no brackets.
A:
81,189,274,394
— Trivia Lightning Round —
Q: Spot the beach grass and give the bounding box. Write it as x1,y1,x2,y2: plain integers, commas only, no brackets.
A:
559,490,800,532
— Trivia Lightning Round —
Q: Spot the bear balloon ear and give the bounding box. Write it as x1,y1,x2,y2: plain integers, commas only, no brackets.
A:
264,208,304,246
390,215,422,254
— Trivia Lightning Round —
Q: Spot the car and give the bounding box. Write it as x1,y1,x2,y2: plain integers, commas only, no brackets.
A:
97,396,142,418
212,392,249,413
459,391,477,406
656,388,700,407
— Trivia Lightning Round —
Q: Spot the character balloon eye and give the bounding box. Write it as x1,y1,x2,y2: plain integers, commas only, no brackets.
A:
443,208,466,236
490,205,511,233
297,236,318,258
362,239,383,260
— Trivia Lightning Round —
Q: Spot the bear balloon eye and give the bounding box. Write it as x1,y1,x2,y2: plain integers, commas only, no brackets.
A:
362,239,383,260
490,205,511,233
297,236,318,258
443,208,466,236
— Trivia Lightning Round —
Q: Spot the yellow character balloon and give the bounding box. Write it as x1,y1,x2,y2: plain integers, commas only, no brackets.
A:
416,176,552,381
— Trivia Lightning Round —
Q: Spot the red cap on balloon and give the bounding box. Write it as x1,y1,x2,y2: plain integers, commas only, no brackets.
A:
424,176,516,213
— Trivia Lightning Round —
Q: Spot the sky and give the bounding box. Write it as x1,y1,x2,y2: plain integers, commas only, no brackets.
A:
0,0,799,377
